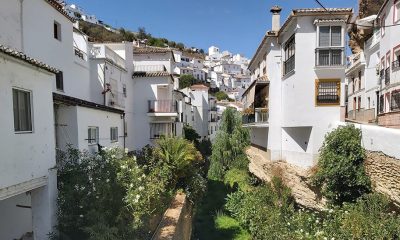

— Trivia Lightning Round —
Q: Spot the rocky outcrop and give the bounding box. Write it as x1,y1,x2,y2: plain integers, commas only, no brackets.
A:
348,0,385,53
248,147,400,210
365,151,400,207
247,147,327,211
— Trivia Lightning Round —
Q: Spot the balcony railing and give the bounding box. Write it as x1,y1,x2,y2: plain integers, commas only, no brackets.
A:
242,108,269,125
74,47,86,60
284,55,295,75
90,45,126,69
108,92,125,108
134,65,167,72
316,48,344,67
148,100,177,113
393,60,400,70
385,68,390,86
365,29,381,49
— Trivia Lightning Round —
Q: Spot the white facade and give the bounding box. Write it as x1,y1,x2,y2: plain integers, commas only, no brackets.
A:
244,7,352,168
0,49,58,240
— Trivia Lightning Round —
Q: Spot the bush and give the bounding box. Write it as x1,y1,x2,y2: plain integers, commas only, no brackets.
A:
179,75,197,89
312,124,371,205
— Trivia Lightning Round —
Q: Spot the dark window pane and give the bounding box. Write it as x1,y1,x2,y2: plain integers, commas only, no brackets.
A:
319,26,330,46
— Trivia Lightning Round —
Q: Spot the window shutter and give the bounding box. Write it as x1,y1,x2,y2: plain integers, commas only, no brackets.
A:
331,26,342,46
319,26,330,47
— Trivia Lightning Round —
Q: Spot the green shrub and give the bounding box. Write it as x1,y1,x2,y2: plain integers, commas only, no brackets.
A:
312,124,371,205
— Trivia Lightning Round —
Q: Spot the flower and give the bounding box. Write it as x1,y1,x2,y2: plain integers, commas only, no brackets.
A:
125,148,129,154
79,215,84,218
106,179,110,183
138,186,144,191
130,183,133,188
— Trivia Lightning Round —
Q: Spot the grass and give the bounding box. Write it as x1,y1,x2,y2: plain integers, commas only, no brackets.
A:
192,180,250,240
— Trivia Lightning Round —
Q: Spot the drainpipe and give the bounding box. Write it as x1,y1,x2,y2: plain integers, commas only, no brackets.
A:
19,0,24,51
103,62,107,105
122,113,126,149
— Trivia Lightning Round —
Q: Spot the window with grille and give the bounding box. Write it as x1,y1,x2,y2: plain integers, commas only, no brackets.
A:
110,127,118,142
13,88,33,132
391,91,400,111
150,123,173,139
379,95,384,113
88,127,99,144
315,79,340,106
283,35,295,75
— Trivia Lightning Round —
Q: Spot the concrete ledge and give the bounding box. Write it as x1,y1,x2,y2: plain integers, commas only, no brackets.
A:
152,192,192,240
0,176,47,201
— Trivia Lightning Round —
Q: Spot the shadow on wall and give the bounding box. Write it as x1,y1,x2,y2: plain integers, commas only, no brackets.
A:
282,127,312,152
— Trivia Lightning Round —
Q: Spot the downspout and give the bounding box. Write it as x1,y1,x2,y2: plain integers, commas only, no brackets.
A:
19,0,24,51
123,113,126,149
103,62,107,105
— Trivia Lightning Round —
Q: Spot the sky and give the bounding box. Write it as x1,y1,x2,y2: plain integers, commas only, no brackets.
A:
70,0,358,58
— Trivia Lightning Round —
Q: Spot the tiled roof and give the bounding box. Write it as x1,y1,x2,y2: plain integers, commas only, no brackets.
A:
132,71,172,78
314,19,347,24
0,45,59,73
190,84,209,90
44,0,75,22
133,47,172,54
293,8,352,13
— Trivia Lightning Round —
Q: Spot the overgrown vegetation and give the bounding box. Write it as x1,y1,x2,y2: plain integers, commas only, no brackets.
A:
194,115,400,240
213,91,234,101
179,75,197,89
55,137,206,240
312,125,371,205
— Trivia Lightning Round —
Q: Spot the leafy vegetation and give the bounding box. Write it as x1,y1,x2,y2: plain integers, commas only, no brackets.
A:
312,125,371,205
179,74,197,89
55,137,206,239
208,107,250,180
214,91,234,101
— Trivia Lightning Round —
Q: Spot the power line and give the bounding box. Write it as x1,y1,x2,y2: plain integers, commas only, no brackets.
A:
315,0,328,11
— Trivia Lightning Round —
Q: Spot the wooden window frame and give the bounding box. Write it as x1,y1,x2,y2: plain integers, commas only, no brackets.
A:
315,79,341,106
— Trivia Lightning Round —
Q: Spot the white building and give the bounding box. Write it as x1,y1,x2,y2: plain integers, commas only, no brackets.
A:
0,46,58,240
64,3,99,24
244,6,352,168
129,46,180,149
375,0,400,128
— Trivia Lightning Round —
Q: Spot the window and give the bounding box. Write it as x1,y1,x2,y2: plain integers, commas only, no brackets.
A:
315,79,340,106
56,71,64,91
110,127,118,142
316,26,344,66
13,88,32,132
358,96,362,110
395,1,400,23
393,48,400,70
123,84,127,97
381,14,386,36
88,127,99,144
368,97,371,109
150,123,173,139
391,91,400,111
54,21,61,41
358,71,362,90
352,77,355,93
379,95,384,113
283,35,295,75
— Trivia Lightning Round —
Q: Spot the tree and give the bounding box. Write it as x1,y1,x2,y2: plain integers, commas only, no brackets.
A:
199,49,205,54
176,42,185,50
183,125,201,145
208,108,250,180
311,124,371,205
215,91,230,101
179,74,196,89
137,27,148,39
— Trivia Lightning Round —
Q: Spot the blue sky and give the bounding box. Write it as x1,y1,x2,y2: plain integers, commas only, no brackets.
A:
70,0,357,58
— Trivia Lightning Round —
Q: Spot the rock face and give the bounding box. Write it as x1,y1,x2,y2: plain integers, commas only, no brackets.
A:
365,151,400,207
247,147,327,211
248,147,400,210
348,0,385,53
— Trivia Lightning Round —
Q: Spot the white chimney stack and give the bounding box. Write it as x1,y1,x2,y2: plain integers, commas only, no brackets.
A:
271,6,282,32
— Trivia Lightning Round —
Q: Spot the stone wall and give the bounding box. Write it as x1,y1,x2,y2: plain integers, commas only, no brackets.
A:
365,151,400,207
378,112,400,129
152,192,192,240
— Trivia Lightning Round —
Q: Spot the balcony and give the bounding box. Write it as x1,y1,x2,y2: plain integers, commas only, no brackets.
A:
108,92,125,109
90,45,126,69
316,48,344,67
148,100,178,117
385,68,390,86
74,47,86,60
242,108,269,126
209,106,217,112
134,65,167,72
210,118,217,123
365,29,381,49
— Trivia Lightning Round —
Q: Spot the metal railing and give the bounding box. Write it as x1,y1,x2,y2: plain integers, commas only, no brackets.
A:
242,109,269,124
134,65,167,72
148,100,177,113
74,47,86,60
315,48,344,66
108,92,125,108
385,68,390,86
284,55,295,75
365,29,381,49
90,45,126,69
393,60,400,70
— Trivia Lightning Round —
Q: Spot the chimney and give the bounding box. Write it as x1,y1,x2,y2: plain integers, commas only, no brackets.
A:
270,6,282,32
